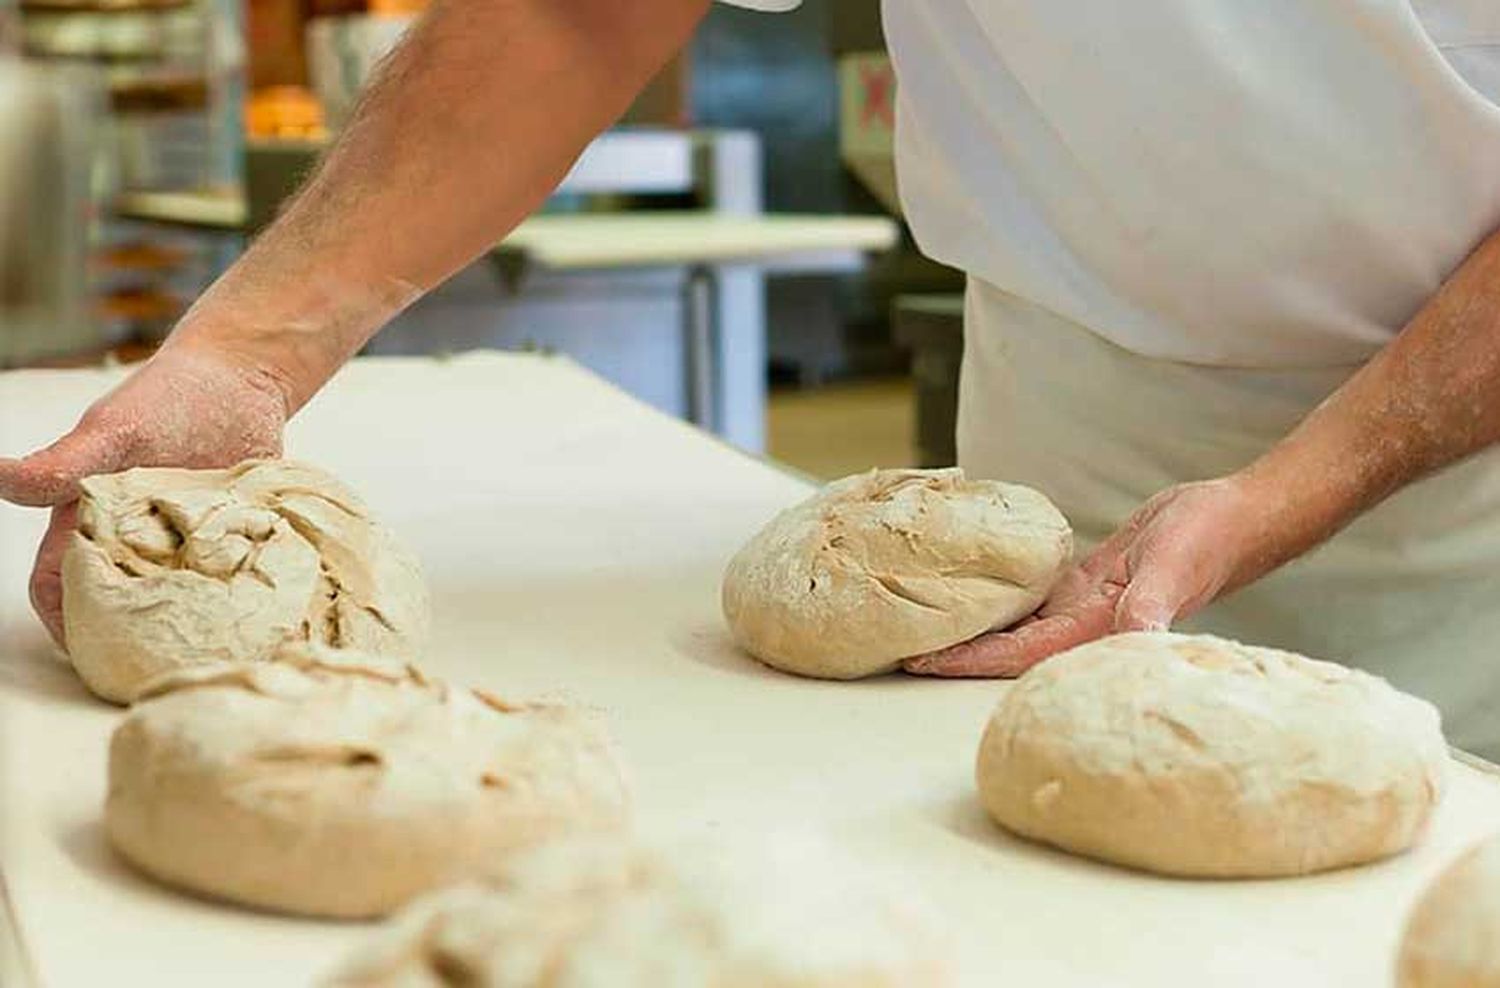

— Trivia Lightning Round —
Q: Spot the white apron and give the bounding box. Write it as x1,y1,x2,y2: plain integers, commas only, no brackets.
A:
884,0,1500,366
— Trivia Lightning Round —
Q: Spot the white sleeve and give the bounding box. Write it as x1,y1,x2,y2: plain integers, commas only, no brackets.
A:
716,0,802,10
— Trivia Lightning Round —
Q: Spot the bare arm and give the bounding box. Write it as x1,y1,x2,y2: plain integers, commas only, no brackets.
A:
912,225,1500,676
1231,227,1500,576
185,0,710,413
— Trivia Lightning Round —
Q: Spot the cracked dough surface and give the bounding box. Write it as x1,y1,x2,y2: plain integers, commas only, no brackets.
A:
1398,830,1500,987
977,632,1448,877
324,833,953,987
105,646,631,918
62,459,430,703
721,468,1071,679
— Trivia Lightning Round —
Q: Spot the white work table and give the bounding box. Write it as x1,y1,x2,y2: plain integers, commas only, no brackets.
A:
111,192,896,267
489,211,898,438
3,352,1499,987
493,212,897,271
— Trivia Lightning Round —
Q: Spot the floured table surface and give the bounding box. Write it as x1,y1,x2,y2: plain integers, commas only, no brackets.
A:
3,352,1500,987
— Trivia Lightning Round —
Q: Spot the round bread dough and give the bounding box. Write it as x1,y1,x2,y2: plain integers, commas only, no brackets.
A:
1397,831,1500,987
976,632,1448,878
63,459,431,703
324,833,954,987
722,468,1071,679
105,646,631,918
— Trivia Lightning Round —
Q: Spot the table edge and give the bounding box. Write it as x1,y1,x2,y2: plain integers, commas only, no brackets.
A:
0,867,38,988
1452,745,1500,778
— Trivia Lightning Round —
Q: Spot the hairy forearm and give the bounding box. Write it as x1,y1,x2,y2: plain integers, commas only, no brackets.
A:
170,0,708,413
1230,226,1500,583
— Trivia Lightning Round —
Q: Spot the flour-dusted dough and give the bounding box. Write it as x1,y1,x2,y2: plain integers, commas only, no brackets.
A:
722,468,1071,679
977,632,1448,878
1398,831,1500,987
324,832,954,987
62,459,430,703
106,646,631,918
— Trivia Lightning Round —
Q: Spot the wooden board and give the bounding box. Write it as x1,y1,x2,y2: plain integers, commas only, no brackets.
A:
2,352,1499,987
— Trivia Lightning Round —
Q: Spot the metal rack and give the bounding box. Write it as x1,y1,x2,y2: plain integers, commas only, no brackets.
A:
15,0,241,355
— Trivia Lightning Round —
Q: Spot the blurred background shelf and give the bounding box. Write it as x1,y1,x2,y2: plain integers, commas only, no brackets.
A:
19,0,191,13
114,187,246,228
108,75,209,112
20,47,161,60
7,0,242,368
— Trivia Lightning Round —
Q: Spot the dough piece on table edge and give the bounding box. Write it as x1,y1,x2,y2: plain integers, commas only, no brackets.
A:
323,832,955,988
976,632,1448,878
105,644,631,918
722,467,1071,680
1397,829,1500,988
62,458,431,704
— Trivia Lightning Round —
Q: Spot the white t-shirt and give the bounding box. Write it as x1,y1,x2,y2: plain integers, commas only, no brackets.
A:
726,1,1500,367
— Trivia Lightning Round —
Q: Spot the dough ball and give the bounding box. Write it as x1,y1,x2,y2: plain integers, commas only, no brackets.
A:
105,646,631,918
722,468,1071,679
62,459,430,703
1397,831,1500,987
976,632,1447,878
324,832,954,987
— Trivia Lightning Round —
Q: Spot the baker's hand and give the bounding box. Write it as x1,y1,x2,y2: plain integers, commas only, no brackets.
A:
0,341,290,645
905,476,1269,678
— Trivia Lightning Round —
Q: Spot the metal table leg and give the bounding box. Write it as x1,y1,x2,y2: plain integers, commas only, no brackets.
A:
682,264,719,431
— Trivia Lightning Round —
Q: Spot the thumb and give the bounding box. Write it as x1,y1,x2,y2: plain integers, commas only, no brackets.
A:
0,424,129,507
